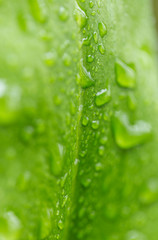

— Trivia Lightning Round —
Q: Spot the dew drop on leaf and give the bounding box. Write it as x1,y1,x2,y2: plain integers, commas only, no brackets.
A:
44,52,56,67
115,58,136,89
74,5,88,29
59,6,69,21
112,111,152,149
28,0,47,23
98,43,105,55
58,220,64,230
79,59,95,88
91,120,99,129
82,116,89,126
87,55,94,63
95,162,103,171
98,22,107,37
93,32,98,44
95,88,111,106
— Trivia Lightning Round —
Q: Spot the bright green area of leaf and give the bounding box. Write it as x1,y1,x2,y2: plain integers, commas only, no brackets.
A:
0,0,158,240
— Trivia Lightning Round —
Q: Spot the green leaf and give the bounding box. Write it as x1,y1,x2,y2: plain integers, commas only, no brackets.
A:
0,0,158,240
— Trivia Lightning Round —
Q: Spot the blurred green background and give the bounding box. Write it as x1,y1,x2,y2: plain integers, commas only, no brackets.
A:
153,0,158,33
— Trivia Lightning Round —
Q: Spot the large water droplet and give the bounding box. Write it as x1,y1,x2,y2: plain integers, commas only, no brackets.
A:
98,22,107,38
98,43,105,55
112,111,152,149
95,88,111,106
74,5,88,29
0,81,21,125
115,58,136,89
28,0,47,23
59,6,69,21
40,209,52,238
0,211,21,240
79,59,95,88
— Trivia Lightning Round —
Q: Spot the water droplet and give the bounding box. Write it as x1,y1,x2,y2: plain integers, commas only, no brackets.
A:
91,120,99,129
58,220,64,230
44,52,56,66
98,22,107,37
127,93,137,111
40,209,52,238
98,43,105,55
95,88,111,106
112,111,152,149
91,11,96,16
95,162,103,171
17,12,28,31
115,58,136,89
98,146,105,156
28,0,47,23
0,82,21,125
89,1,94,8
125,230,147,240
81,178,91,188
62,53,71,66
60,173,68,188
139,178,158,205
0,211,21,240
92,32,98,44
100,136,108,144
87,55,94,63
82,116,89,126
59,6,69,21
82,36,91,46
74,5,88,29
62,195,68,208
79,59,95,88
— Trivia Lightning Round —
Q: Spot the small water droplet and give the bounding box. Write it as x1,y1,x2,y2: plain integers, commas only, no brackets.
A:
58,220,64,230
59,6,69,21
44,52,56,66
98,146,105,156
87,55,94,63
82,36,91,46
115,58,136,89
98,43,105,55
62,195,68,208
112,111,152,149
127,93,137,111
79,59,95,88
82,116,89,126
91,11,96,16
98,22,107,38
62,53,71,66
95,88,111,106
93,32,98,44
100,136,108,145
91,120,99,129
60,173,68,188
139,178,158,205
81,178,91,188
95,162,103,171
89,1,94,8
